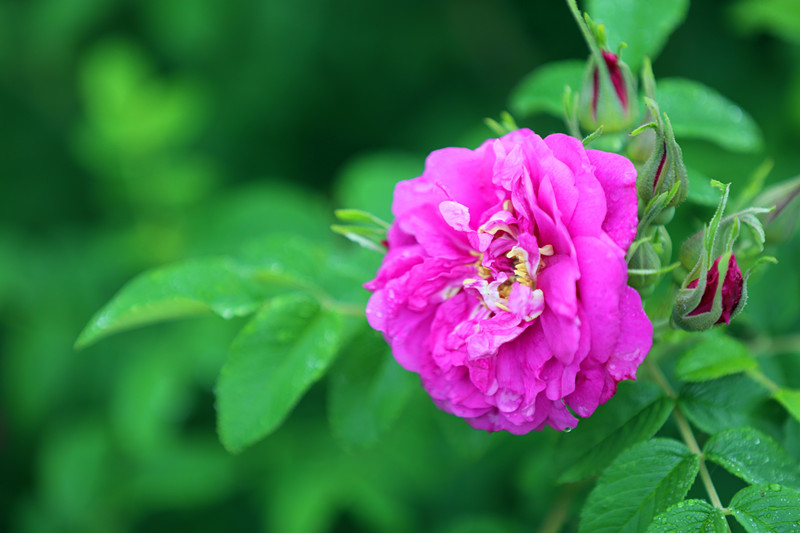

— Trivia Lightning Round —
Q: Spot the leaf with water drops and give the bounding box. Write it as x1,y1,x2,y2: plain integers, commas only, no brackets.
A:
509,60,585,119
216,292,346,453
558,381,675,483
674,331,757,382
647,499,727,533
76,257,273,349
729,484,800,533
579,438,699,533
656,78,763,153
704,427,800,491
679,374,770,435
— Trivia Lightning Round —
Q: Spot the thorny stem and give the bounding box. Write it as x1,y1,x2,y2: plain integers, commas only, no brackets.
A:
646,361,730,527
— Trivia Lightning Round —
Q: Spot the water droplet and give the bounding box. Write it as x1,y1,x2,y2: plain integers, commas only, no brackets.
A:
564,427,573,433
770,483,782,491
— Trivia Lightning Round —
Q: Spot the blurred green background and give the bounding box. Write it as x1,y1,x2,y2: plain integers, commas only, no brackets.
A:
2,1,800,532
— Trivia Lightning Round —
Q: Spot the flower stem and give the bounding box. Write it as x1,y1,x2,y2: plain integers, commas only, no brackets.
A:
673,407,726,513
646,360,729,527
745,367,779,393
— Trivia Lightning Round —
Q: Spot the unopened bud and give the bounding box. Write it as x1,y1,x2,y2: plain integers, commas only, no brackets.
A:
636,109,689,213
673,253,746,330
628,226,672,297
578,50,637,134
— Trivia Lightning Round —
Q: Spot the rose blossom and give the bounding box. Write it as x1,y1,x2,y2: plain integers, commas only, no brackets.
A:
365,129,652,434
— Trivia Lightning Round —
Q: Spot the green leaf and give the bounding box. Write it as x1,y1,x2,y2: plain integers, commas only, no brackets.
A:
730,0,800,46
579,438,699,533
647,500,727,533
674,332,757,382
586,0,690,72
558,382,675,483
679,374,771,435
328,329,418,450
729,484,800,533
216,292,346,452
686,167,722,207
334,208,390,229
704,427,800,491
775,388,800,423
508,60,585,118
76,257,269,349
656,78,763,153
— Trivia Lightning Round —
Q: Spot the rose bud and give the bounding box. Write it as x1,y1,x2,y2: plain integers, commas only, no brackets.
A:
628,225,672,297
635,110,689,222
578,50,637,134
673,253,747,331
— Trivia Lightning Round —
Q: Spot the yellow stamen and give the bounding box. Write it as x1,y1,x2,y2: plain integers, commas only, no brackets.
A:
495,301,510,312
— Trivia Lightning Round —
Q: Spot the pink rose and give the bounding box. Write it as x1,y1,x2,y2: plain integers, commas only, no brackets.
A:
365,129,652,434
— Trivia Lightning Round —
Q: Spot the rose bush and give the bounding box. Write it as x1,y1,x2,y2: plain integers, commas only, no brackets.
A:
365,129,653,434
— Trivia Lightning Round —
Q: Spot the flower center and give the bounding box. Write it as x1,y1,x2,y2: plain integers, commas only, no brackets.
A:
463,242,552,320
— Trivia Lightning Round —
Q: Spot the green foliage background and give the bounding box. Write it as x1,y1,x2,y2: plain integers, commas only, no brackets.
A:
2,1,800,532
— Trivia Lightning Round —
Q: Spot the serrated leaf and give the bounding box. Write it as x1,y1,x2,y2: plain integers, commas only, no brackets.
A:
579,439,699,533
586,0,689,72
656,78,763,153
647,499,727,533
328,329,417,450
76,257,270,349
704,427,800,491
729,484,800,533
508,60,585,118
558,382,675,483
679,374,770,435
775,388,800,423
216,292,345,452
674,332,757,382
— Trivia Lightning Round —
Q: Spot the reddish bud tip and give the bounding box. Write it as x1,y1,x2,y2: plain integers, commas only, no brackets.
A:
687,255,743,325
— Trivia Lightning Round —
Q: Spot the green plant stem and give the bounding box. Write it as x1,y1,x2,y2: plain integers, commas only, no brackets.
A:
646,360,730,526
749,333,800,357
746,367,780,393
565,0,604,67
673,409,726,512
